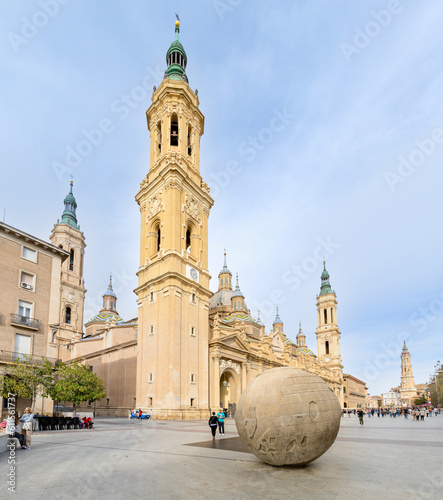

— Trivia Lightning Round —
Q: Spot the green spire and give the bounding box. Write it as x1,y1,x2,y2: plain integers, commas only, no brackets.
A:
165,17,188,82
60,180,78,229
319,261,333,296
402,341,408,352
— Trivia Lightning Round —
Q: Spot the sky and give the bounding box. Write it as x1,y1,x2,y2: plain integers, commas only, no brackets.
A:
1,0,443,396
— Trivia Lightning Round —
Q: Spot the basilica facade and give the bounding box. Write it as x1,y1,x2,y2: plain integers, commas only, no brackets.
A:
55,20,345,419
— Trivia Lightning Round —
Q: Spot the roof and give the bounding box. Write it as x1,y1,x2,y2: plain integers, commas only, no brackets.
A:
87,312,124,323
209,289,234,308
223,313,253,324
295,346,316,356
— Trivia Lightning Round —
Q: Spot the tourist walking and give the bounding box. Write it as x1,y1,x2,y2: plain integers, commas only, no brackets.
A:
208,412,218,441
217,408,225,435
19,407,33,450
357,409,364,425
138,408,142,420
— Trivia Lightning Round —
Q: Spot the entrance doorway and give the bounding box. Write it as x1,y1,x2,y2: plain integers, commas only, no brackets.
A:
219,369,240,409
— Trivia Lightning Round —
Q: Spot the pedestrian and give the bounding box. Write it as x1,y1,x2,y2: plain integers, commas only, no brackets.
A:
208,412,218,441
357,409,364,425
217,408,225,435
19,407,33,450
138,408,142,420
420,408,425,421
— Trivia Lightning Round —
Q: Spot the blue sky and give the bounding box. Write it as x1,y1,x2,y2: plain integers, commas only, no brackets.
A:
1,0,443,396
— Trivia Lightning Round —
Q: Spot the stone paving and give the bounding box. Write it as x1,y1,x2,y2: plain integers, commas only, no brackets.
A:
1,413,442,500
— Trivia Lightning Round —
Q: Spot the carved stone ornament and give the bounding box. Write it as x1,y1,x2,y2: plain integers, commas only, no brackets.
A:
219,359,240,375
146,193,163,221
65,291,76,302
184,194,202,224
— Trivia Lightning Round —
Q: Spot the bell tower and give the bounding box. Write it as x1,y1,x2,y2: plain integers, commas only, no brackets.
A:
315,261,343,404
135,19,214,419
400,342,417,406
50,181,86,342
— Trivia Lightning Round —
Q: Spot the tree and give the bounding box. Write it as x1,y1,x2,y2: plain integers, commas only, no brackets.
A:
0,355,55,412
414,396,426,406
48,361,106,413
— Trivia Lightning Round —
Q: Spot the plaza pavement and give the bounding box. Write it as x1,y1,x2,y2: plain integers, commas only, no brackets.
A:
1,413,442,500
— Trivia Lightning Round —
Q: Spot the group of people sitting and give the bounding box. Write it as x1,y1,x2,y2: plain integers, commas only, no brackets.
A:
0,407,34,450
81,415,94,429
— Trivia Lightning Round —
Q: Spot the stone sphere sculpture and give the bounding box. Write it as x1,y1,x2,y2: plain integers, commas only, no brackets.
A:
235,367,341,466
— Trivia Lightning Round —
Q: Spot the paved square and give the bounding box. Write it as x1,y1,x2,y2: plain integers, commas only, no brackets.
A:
1,414,442,499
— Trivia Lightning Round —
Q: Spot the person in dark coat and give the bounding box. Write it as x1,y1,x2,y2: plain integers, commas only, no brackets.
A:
208,412,218,441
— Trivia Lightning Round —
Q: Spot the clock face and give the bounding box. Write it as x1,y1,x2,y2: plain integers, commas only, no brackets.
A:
190,268,198,280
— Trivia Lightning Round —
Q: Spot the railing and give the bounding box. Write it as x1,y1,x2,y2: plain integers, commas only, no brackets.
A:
0,350,59,366
10,313,39,330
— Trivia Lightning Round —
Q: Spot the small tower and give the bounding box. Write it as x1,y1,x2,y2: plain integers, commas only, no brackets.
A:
231,274,247,313
273,307,283,334
296,322,306,347
400,342,417,406
218,250,232,291
101,275,118,314
315,261,343,404
50,181,86,341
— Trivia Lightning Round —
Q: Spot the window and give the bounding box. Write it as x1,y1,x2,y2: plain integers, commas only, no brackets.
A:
324,309,327,324
157,227,161,252
20,271,35,291
133,398,136,407
65,307,72,325
190,373,196,384
18,299,32,318
191,293,196,302
186,229,191,252
22,246,37,262
325,341,330,355
170,114,178,146
343,387,346,394
69,249,74,271
157,122,162,153
190,326,196,337
187,126,192,155
87,401,92,407
14,334,31,360
150,292,154,302
89,365,93,371
52,331,57,343
331,308,334,323
106,399,110,406
149,372,154,383
190,398,195,407
148,397,153,406
150,324,155,335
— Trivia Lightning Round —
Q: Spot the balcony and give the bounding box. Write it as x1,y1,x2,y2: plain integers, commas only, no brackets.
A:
0,350,59,366
10,313,39,330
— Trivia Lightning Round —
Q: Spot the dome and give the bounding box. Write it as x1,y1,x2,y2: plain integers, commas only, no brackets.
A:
209,289,234,309
223,313,253,324
166,40,187,66
88,312,123,323
103,289,117,299
296,346,316,356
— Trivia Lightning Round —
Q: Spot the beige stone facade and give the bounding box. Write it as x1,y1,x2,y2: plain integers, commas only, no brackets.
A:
0,221,69,417
343,374,368,409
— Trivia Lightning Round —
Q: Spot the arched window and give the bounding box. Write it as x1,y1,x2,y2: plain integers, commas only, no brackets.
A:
325,341,330,355
157,122,162,152
330,308,334,323
186,229,191,252
157,226,161,252
170,114,178,146
187,126,192,155
65,307,71,325
324,308,327,324
69,249,74,271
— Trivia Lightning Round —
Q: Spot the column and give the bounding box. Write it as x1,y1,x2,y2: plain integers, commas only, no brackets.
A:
212,353,220,410
241,362,247,392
